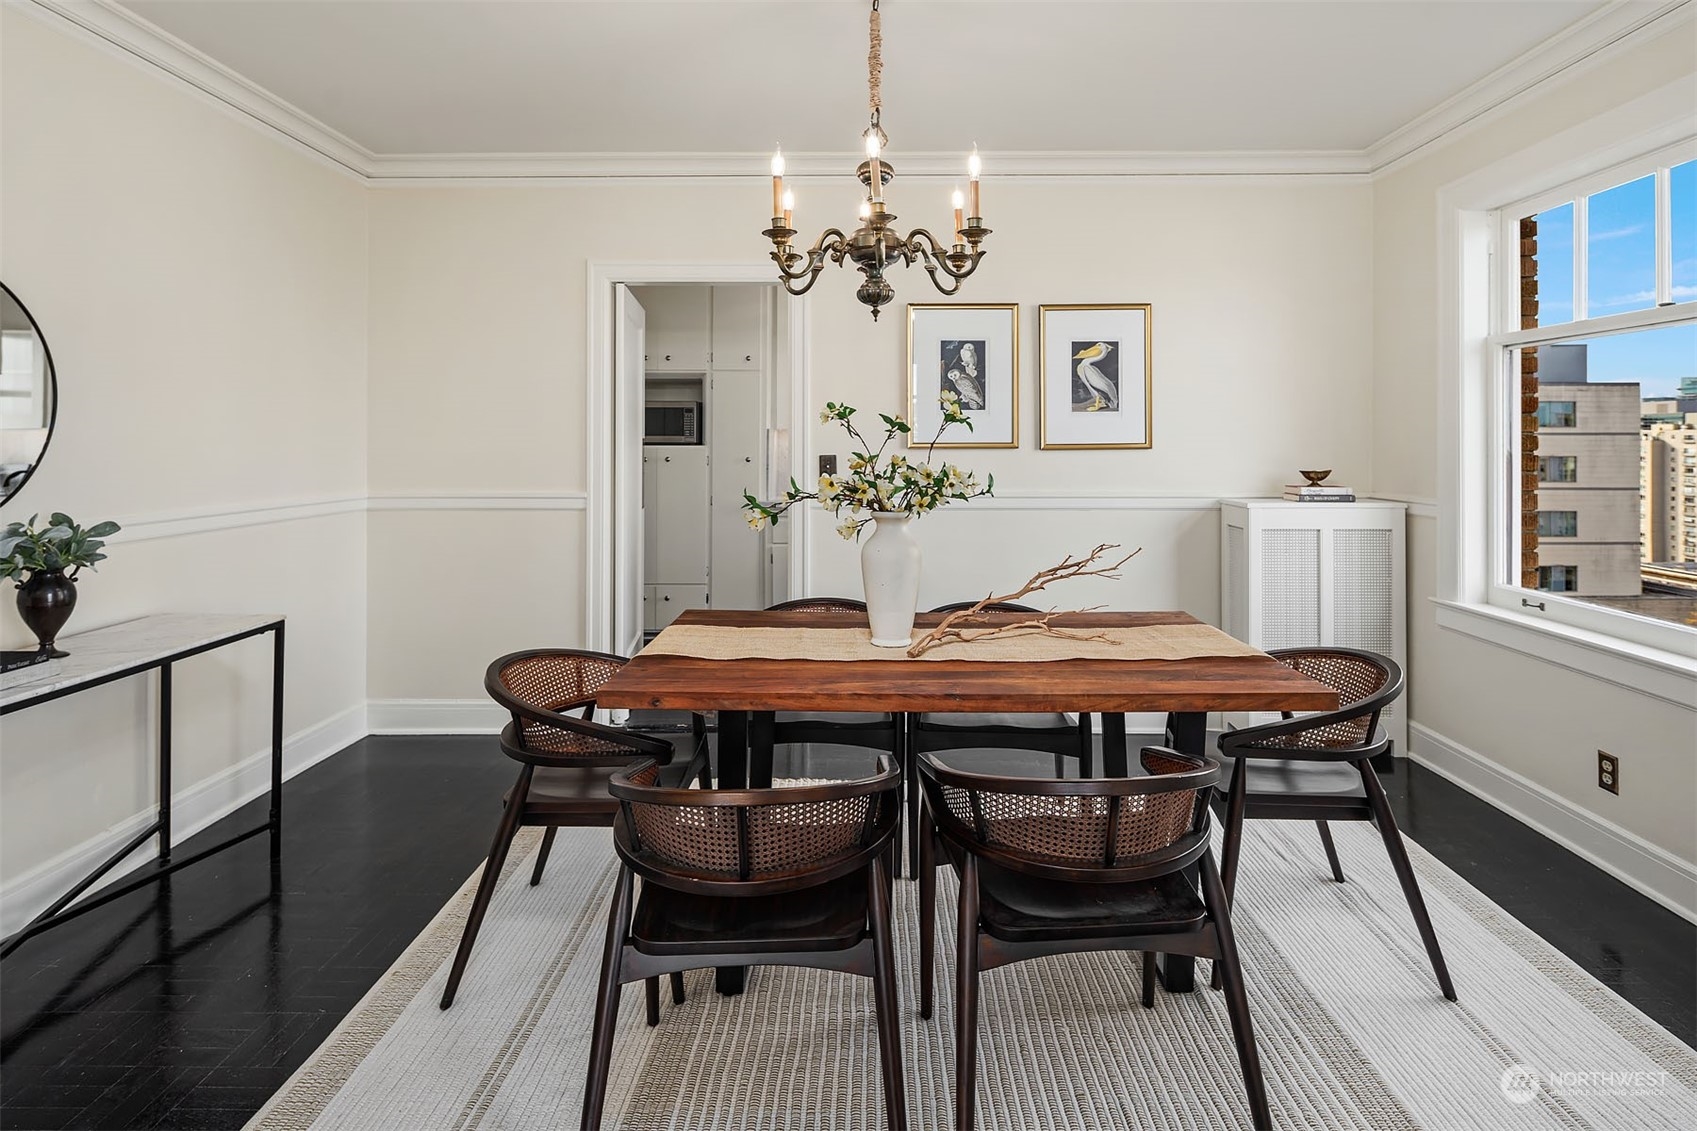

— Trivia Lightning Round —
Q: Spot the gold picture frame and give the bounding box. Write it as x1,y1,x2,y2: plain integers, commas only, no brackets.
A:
1038,303,1153,450
905,303,1019,449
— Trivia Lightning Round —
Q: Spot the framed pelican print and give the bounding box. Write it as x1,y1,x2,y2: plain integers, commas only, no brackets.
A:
1038,304,1152,449
905,303,1018,449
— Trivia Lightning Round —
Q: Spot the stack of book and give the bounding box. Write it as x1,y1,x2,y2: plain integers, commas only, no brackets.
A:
1284,483,1356,502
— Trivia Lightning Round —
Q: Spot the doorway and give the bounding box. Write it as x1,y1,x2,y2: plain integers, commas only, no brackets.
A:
587,264,810,658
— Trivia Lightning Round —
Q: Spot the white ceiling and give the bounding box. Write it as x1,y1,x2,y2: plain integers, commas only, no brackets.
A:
115,0,1621,157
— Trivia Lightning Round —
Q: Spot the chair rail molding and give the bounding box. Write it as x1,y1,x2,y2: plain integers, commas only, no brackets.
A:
1408,722,1697,923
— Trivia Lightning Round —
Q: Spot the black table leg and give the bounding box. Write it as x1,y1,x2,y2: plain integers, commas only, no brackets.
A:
749,711,775,788
1155,710,1208,993
158,663,173,863
269,623,285,858
717,710,749,789
714,710,752,995
1101,713,1128,777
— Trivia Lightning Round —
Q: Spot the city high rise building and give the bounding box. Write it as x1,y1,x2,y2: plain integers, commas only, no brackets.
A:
1641,421,1697,565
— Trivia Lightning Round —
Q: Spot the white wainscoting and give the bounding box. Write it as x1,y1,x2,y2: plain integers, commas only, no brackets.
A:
1409,723,1697,924
0,702,368,938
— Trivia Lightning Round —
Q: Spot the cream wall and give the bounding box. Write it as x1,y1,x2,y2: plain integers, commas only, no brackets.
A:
364,178,1374,705
0,10,369,921
1371,25,1697,893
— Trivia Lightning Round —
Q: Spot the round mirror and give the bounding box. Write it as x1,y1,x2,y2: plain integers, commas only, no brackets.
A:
0,283,58,505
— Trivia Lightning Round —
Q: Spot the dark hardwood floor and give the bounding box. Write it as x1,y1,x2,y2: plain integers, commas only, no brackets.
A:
1,732,1691,1130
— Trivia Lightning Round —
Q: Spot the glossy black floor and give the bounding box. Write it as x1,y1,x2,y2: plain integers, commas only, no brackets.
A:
1,733,1692,1130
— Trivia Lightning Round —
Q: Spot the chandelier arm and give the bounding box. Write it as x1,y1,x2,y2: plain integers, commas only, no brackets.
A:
902,229,982,282
773,229,849,284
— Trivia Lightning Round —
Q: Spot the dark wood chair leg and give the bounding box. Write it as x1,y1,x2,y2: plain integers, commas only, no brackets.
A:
1077,713,1093,778
669,970,685,1003
1201,852,1271,1131
644,975,660,1027
1359,760,1457,1001
1316,819,1346,883
1140,950,1156,1008
919,805,936,1019
530,826,558,886
441,767,531,1009
954,854,981,1131
895,713,916,881
1212,760,1249,991
867,857,908,1131
581,866,633,1131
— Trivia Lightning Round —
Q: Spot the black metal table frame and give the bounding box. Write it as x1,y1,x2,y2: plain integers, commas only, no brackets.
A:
711,706,1209,996
0,619,285,959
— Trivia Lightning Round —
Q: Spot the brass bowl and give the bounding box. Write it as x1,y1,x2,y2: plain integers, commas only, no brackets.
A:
1299,469,1332,486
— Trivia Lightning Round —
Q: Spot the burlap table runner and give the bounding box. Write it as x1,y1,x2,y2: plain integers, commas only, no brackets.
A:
641,622,1263,663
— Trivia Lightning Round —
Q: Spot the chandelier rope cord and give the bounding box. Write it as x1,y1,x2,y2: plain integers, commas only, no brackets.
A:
868,0,882,119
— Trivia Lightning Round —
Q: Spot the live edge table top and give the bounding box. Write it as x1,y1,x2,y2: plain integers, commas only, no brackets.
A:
597,609,1339,715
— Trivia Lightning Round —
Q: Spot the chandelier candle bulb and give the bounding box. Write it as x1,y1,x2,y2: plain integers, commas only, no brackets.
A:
952,188,965,244
771,149,785,216
782,189,794,231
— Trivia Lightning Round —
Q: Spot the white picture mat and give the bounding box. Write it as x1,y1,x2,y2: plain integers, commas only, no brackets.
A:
1041,306,1150,447
907,305,1017,447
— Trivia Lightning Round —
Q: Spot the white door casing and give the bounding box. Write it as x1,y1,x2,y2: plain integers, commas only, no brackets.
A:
613,285,647,658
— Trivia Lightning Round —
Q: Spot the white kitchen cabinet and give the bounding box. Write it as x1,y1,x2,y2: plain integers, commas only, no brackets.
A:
640,286,711,372
643,445,710,586
711,285,767,369
708,369,766,609
1220,498,1408,754
652,583,709,629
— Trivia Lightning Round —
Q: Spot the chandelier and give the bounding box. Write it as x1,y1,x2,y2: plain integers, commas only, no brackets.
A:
762,0,990,321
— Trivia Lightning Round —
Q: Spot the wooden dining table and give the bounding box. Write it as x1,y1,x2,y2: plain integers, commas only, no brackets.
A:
596,607,1337,995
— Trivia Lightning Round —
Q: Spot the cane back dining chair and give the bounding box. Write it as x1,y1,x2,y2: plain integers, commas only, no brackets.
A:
1212,647,1454,1002
583,758,907,1131
917,748,1270,1131
905,601,1094,876
439,649,703,1011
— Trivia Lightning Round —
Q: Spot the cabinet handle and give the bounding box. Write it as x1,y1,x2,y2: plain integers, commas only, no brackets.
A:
744,354,753,362
665,354,673,361
744,456,752,463
663,595,671,601
664,455,671,462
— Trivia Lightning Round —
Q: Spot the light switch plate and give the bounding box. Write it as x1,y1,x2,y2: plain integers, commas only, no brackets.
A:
819,454,837,477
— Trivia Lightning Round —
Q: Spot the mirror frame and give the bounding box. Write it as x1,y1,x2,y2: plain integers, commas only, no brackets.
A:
0,281,59,507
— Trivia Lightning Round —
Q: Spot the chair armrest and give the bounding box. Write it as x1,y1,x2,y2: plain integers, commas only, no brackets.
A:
1220,715,1389,760
500,713,676,766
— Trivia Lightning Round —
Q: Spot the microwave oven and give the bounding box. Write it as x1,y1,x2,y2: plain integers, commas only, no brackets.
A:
644,401,702,444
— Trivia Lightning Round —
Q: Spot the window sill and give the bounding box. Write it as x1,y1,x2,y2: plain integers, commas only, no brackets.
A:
1431,599,1697,710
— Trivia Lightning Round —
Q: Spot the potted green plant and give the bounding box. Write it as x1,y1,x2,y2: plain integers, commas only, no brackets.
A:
1,513,120,657
742,394,991,646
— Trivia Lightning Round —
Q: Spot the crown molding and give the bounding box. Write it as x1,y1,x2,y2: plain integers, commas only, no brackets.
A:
20,0,1695,187
362,149,1372,184
1366,0,1696,176
22,0,375,179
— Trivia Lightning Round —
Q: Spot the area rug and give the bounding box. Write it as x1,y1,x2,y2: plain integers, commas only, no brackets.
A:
245,821,1697,1130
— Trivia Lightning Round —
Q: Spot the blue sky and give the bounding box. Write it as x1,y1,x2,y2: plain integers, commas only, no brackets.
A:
1534,159,1696,399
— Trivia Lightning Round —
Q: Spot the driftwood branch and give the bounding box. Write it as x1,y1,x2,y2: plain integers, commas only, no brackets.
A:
906,543,1141,658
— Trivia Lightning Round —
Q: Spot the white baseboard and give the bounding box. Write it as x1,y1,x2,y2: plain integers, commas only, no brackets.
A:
367,698,506,734
0,702,368,939
1408,722,1697,924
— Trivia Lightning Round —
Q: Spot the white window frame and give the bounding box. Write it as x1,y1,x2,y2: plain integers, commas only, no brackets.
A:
1435,77,1697,709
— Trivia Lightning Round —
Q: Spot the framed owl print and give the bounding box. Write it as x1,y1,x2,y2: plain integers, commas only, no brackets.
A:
905,303,1019,449
1038,304,1152,449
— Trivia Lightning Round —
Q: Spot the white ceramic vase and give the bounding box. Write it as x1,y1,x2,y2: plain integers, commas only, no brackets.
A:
861,513,922,648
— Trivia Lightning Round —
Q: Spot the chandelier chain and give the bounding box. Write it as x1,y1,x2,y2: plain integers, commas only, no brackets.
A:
868,0,882,117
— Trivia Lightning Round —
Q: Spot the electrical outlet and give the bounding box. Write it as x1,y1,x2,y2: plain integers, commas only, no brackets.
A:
1597,750,1620,795
819,454,837,477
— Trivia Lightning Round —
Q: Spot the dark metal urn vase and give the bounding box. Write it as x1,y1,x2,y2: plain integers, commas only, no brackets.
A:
17,569,76,656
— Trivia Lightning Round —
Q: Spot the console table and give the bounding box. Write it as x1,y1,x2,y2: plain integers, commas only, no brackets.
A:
0,613,285,958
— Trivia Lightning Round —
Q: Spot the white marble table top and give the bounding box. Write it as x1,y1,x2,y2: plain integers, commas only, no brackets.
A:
1,613,283,710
